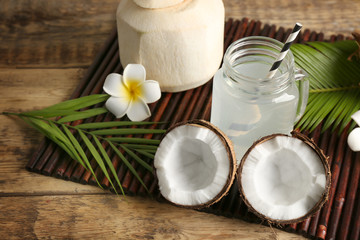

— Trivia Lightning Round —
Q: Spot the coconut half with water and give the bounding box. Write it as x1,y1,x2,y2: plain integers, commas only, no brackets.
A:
154,120,237,208
238,132,331,224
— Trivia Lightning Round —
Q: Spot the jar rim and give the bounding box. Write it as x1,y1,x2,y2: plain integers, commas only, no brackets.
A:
222,36,295,93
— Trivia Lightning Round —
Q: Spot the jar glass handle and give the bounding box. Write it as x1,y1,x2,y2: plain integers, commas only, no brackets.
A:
295,68,309,122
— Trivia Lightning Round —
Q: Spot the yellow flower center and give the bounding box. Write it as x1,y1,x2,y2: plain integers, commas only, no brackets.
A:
124,79,143,102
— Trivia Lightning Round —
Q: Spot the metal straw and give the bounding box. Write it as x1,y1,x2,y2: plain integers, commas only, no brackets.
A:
267,23,302,78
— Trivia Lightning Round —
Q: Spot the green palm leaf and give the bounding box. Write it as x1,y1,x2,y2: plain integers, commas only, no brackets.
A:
78,130,106,188
76,121,164,129
25,94,109,116
108,141,149,193
292,40,360,133
7,39,359,196
3,94,164,195
92,136,125,196
90,128,165,135
22,117,79,161
133,149,155,159
122,144,159,150
58,108,108,123
61,125,87,169
107,137,160,145
120,144,153,172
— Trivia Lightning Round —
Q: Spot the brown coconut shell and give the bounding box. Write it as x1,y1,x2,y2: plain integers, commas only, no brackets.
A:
155,119,237,209
237,131,331,224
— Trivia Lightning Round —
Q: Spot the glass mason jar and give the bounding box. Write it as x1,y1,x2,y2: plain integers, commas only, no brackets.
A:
210,36,309,162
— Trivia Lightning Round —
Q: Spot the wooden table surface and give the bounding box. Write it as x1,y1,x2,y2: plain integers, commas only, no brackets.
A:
1,0,359,239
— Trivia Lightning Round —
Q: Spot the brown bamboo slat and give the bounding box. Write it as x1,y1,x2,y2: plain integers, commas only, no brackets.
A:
326,147,353,239
317,126,350,239
349,190,360,240
337,152,360,239
26,18,359,240
298,125,322,234
308,129,331,236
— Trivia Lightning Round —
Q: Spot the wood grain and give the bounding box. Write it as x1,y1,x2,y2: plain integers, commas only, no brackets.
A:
1,0,359,68
0,68,104,195
0,68,305,239
224,0,360,38
0,195,304,239
0,0,119,68
1,0,358,239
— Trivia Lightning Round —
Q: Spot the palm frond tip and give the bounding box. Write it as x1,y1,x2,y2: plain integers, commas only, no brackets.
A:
3,94,165,195
291,40,360,133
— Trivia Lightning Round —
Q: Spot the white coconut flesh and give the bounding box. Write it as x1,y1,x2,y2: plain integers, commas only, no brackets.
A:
348,111,360,151
154,124,233,207
351,110,360,125
240,135,327,221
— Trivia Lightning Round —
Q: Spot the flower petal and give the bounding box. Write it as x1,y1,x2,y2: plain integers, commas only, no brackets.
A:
140,80,161,103
123,64,146,87
127,98,151,121
103,73,127,97
105,96,130,118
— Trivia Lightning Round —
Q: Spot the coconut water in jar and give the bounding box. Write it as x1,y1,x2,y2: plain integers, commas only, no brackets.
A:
211,36,309,162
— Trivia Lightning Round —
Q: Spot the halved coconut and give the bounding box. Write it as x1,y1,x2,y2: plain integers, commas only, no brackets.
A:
237,132,331,224
154,120,237,208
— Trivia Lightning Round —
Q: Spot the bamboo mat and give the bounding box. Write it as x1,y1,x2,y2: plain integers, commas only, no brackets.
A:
26,18,360,240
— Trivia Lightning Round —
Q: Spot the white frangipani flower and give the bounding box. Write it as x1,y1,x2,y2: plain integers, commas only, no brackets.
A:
103,64,161,121
348,110,360,151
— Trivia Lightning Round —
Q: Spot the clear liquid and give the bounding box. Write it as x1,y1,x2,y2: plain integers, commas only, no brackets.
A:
211,62,299,162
